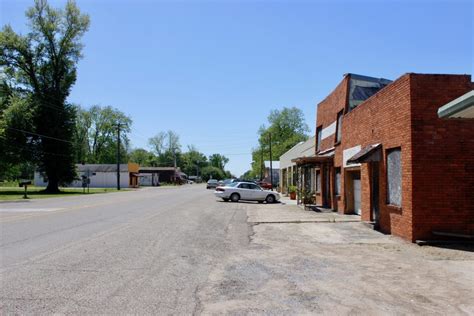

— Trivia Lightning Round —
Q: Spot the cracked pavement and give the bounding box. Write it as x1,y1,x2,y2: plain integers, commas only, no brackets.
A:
1,185,473,314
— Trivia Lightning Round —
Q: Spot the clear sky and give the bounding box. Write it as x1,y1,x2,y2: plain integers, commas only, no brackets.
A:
1,0,472,176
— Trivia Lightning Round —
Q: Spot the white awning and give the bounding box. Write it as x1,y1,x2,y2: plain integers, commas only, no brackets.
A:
438,90,474,119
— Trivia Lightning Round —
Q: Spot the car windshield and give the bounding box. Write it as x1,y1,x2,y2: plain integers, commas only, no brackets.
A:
208,180,218,183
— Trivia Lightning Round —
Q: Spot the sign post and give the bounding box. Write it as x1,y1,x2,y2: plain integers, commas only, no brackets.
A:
19,180,32,199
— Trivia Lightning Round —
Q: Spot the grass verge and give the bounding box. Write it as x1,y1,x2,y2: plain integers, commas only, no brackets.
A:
0,186,122,201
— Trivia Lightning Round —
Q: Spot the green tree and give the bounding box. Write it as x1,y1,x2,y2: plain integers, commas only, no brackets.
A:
73,105,132,164
129,148,156,167
251,107,309,177
148,130,181,167
181,145,208,176
201,166,225,181
0,0,90,192
208,153,229,171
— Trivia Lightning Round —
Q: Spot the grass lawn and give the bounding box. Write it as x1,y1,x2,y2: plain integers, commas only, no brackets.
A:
0,186,122,201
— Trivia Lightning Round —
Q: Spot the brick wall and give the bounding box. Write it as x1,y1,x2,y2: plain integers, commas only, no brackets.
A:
409,74,473,241
316,75,349,153
340,74,414,240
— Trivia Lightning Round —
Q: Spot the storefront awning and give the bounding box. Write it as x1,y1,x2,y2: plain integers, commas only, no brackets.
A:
347,143,381,164
292,149,334,165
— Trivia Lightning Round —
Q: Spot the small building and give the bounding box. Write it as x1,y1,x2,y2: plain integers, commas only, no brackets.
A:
279,136,315,194
138,167,187,185
34,163,140,188
302,73,473,242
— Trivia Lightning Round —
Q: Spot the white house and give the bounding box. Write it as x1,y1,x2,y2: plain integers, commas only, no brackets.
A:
34,163,140,188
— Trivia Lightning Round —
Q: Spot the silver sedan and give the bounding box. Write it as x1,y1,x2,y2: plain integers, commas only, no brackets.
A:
214,182,280,203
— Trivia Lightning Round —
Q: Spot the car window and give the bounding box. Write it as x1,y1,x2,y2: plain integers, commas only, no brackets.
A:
228,183,238,187
249,184,261,190
238,183,249,189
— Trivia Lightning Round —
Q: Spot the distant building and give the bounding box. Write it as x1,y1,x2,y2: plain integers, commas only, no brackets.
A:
138,167,187,185
34,163,140,188
279,136,315,194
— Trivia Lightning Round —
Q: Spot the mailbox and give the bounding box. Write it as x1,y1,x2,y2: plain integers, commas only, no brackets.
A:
19,180,32,187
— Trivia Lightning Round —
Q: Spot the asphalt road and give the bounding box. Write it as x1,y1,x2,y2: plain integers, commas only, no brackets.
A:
0,185,249,314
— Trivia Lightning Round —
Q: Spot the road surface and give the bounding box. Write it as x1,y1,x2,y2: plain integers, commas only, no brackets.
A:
0,185,248,314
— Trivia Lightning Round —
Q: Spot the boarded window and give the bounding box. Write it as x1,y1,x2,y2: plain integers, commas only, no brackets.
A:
387,148,402,206
335,168,341,195
316,126,322,151
336,111,343,143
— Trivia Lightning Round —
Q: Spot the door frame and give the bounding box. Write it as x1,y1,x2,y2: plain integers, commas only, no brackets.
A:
370,162,380,225
323,164,331,208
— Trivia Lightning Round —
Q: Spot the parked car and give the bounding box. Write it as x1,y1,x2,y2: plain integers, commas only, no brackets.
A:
214,182,280,203
206,179,219,189
257,181,272,190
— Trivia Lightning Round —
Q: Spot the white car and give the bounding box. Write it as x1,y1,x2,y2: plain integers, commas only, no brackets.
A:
214,182,280,203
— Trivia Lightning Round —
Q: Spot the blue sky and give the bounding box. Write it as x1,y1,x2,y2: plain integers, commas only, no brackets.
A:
1,0,472,176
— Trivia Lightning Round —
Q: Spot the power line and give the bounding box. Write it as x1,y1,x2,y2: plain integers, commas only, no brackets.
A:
6,127,74,144
0,134,72,158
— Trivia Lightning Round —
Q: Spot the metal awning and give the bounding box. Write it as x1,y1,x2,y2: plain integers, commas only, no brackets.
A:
347,144,382,164
438,90,474,119
292,150,335,165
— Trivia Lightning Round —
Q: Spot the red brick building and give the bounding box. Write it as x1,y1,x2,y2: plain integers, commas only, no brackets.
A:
304,73,473,242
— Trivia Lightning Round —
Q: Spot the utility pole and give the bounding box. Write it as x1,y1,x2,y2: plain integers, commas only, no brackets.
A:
116,123,123,190
170,133,177,184
269,133,273,191
260,148,264,181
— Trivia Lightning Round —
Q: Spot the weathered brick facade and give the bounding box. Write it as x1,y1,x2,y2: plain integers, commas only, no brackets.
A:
314,73,473,242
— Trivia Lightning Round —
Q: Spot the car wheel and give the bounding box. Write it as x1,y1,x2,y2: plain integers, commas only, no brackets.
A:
266,194,276,204
230,193,240,202
223,198,229,202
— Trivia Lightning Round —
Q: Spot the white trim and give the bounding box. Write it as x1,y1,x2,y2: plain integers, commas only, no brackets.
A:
343,145,361,168
321,121,336,140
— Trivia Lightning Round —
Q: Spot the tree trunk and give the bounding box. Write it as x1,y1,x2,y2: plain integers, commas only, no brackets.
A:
44,177,61,193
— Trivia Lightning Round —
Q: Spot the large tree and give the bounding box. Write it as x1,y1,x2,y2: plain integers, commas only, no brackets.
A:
0,0,90,192
74,105,132,164
208,153,229,171
148,130,181,167
180,145,208,176
251,107,309,178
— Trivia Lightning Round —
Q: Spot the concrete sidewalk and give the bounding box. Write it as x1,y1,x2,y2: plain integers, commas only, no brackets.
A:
247,199,360,224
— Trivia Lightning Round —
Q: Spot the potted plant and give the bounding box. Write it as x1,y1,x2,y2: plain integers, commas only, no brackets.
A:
288,185,297,200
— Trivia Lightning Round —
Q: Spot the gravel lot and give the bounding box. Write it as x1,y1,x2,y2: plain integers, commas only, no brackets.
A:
198,203,474,315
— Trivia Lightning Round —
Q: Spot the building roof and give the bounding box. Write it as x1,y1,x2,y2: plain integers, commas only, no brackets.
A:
139,167,177,172
438,90,474,119
264,161,280,169
77,164,129,172
279,136,316,169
